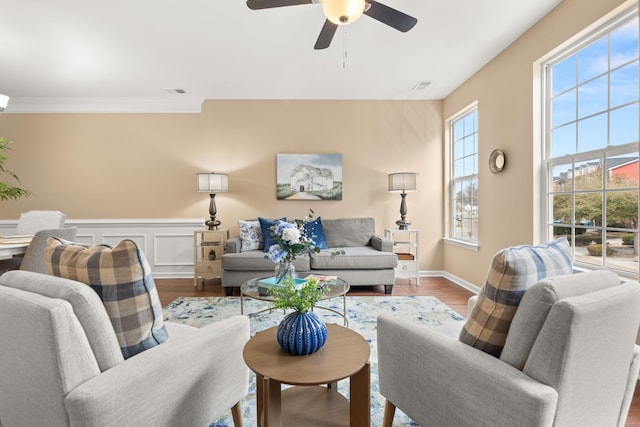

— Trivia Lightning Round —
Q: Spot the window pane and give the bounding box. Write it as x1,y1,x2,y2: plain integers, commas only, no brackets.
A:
575,192,603,227
464,155,475,176
552,193,572,224
552,162,573,192
578,75,608,118
463,112,475,135
606,190,638,228
454,139,464,160
610,19,639,68
454,120,464,140
610,61,639,107
552,123,576,157
463,135,474,157
610,103,639,146
553,54,576,95
578,36,608,83
578,113,608,152
552,89,576,126
606,153,639,188
574,159,603,191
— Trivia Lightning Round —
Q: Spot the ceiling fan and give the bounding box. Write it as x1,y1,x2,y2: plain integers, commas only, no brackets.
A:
246,0,418,50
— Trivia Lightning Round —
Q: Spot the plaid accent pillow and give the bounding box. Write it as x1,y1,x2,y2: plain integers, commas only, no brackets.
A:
45,238,168,359
459,238,572,357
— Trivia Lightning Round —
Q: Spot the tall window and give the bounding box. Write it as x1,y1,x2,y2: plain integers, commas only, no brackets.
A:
543,6,639,277
450,106,479,244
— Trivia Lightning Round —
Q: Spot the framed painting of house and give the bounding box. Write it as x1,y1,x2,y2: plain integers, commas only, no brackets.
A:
276,154,343,200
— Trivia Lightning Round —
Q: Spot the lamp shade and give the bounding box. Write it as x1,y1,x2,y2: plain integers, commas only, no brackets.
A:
388,173,417,192
323,0,365,25
0,94,9,111
197,173,228,193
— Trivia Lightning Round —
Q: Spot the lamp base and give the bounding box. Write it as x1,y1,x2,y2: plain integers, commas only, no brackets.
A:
396,219,411,230
205,219,221,230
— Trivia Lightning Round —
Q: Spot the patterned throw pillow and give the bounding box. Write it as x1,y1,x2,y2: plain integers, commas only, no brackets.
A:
45,238,168,359
259,217,286,253
303,216,328,249
238,220,262,252
458,237,572,358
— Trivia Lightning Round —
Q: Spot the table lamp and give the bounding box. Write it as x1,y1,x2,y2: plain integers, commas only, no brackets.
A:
388,172,417,230
197,173,228,230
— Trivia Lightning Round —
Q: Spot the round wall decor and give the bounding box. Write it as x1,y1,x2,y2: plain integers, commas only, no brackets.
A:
489,149,506,174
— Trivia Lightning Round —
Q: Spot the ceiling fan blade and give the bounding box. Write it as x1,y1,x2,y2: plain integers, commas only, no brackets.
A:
364,0,417,32
314,19,338,50
246,0,313,10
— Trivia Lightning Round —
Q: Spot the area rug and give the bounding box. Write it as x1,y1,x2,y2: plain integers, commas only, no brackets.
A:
163,295,465,426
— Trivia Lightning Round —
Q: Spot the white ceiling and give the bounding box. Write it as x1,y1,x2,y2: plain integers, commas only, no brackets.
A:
1,0,563,113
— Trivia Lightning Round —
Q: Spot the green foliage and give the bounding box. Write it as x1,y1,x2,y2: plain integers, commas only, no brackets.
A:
623,233,635,246
268,276,329,313
587,243,616,256
574,235,602,246
0,137,31,201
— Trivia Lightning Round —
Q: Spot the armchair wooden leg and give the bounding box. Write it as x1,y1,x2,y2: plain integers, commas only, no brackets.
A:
383,400,396,427
231,401,244,427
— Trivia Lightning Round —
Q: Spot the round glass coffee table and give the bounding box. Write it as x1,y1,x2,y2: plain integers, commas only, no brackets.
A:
240,274,350,326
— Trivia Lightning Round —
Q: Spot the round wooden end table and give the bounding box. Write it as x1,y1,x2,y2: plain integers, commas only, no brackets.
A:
243,323,371,427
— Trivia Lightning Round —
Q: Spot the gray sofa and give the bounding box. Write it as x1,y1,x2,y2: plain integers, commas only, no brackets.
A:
222,217,397,295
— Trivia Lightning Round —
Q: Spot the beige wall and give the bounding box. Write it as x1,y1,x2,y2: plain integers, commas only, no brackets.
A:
442,0,633,285
0,100,444,271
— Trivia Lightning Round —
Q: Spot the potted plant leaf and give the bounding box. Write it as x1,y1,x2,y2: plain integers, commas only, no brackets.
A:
268,276,330,355
0,137,30,201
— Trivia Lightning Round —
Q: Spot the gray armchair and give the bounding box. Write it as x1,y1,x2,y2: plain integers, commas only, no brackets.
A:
0,270,250,427
19,227,77,273
377,270,640,427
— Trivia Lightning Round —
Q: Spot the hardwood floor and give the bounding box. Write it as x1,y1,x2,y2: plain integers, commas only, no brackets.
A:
155,276,640,426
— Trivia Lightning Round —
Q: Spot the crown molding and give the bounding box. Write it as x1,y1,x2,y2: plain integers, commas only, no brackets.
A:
3,97,204,113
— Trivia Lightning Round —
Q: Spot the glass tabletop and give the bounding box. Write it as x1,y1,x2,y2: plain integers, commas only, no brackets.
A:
241,274,350,302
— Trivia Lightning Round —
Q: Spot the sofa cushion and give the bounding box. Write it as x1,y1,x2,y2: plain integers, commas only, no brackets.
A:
0,270,124,372
500,270,621,370
259,217,285,253
45,238,169,359
222,250,311,271
304,217,328,249
310,247,397,269
322,217,375,248
459,237,572,358
238,219,262,252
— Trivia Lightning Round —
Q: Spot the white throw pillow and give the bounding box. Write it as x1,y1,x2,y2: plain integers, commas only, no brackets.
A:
238,220,262,252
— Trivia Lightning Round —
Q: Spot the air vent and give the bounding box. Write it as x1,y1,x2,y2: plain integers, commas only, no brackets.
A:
165,89,187,94
412,81,431,91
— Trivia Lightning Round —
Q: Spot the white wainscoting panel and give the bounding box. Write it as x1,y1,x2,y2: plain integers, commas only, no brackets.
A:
0,218,205,278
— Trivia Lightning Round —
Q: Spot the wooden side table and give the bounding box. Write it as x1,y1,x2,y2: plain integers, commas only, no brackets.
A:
243,324,371,427
193,229,227,288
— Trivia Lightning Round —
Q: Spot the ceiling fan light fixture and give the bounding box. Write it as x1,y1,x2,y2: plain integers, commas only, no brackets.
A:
323,0,365,25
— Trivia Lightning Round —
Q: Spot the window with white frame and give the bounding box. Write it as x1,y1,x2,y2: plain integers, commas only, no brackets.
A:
450,106,479,244
543,6,639,278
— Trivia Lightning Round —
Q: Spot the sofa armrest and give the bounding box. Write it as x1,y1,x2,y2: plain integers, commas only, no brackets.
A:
377,313,558,427
371,234,393,252
225,237,241,253
65,316,250,427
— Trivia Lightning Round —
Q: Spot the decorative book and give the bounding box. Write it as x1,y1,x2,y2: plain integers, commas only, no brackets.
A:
257,276,308,295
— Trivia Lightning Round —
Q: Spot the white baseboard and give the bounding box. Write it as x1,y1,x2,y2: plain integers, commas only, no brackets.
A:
420,270,481,294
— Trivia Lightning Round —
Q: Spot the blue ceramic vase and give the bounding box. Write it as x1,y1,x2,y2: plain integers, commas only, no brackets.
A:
277,311,328,355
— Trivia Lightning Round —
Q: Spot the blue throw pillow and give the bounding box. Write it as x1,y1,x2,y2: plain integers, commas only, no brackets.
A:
304,217,328,249
259,217,286,253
